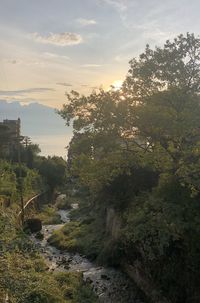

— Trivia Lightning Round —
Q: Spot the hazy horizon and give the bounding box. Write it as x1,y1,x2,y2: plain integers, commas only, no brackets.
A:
0,100,72,157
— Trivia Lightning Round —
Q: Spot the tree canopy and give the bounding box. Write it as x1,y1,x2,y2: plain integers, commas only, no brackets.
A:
59,33,200,194
58,33,200,302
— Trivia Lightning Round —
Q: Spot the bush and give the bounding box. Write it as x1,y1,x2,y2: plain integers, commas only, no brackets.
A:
38,206,62,224
24,218,42,233
48,220,104,260
23,289,63,303
121,176,200,302
0,212,97,303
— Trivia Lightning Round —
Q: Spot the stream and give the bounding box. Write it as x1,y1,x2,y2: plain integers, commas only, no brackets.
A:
32,202,144,303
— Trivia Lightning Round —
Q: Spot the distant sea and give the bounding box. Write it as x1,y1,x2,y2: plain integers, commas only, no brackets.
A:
0,100,73,158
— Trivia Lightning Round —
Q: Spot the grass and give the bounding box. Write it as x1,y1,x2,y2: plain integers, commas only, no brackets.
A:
54,272,97,303
37,205,62,225
48,220,104,260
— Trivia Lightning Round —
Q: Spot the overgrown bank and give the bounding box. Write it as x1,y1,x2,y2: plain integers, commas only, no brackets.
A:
0,124,98,302
0,209,97,303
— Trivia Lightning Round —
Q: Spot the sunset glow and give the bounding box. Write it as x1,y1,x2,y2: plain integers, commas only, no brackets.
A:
112,80,123,90
1,0,200,156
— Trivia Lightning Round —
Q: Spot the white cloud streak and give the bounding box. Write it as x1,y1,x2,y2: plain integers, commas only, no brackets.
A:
56,82,72,87
43,52,70,60
114,54,131,62
81,64,102,68
77,18,97,26
0,88,55,96
101,0,128,11
32,32,83,46
4,58,45,66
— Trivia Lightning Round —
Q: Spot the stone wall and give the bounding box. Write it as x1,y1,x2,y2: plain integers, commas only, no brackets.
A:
106,207,121,240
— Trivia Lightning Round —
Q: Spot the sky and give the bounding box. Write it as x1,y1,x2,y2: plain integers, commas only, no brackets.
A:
0,0,200,156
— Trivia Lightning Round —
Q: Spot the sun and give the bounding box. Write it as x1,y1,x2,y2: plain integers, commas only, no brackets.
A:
111,80,123,90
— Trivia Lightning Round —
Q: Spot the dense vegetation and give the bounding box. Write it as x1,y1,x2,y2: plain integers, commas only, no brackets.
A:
58,33,200,303
0,126,98,302
0,210,97,303
0,129,67,207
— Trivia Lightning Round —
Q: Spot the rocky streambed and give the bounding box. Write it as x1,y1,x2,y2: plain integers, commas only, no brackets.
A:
32,203,144,303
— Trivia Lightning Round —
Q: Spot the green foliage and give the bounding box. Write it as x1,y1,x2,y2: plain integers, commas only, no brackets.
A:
21,142,41,169
36,156,67,191
48,219,104,260
0,160,45,206
59,33,200,195
58,33,200,302
99,165,157,210
37,205,62,224
22,166,46,197
0,160,17,201
0,118,98,301
121,175,200,302
0,210,53,302
124,33,200,96
0,210,97,303
48,221,89,252
55,272,97,303
55,193,73,210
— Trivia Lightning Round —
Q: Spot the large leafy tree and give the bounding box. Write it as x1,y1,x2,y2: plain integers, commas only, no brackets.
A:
58,33,200,303
36,156,67,192
59,33,200,194
124,33,200,97
123,33,200,193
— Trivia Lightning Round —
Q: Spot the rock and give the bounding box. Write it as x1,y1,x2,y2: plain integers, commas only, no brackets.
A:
35,231,44,240
24,218,42,233
85,277,93,284
61,257,67,264
101,274,110,280
64,264,70,269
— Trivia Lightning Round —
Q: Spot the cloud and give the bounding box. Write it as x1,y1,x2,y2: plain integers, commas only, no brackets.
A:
4,58,46,67
142,27,174,44
43,52,70,60
2,98,43,106
100,1,135,30
32,32,83,46
56,82,72,87
114,54,130,62
77,18,97,26
81,64,102,68
101,0,128,12
0,88,55,96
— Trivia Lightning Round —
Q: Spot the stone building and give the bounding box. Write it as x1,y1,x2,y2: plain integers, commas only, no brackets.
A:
0,118,21,159
0,118,21,139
